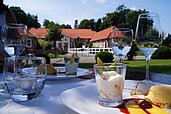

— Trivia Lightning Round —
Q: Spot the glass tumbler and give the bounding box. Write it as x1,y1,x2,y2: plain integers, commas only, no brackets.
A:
64,56,79,76
3,56,47,102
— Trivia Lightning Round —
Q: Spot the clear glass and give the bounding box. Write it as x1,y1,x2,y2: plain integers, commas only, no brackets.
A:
111,28,133,63
1,23,28,57
3,56,47,102
0,76,7,108
93,63,127,107
135,13,162,85
64,56,79,76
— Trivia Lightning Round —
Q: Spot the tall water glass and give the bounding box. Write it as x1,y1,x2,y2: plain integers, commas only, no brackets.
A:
3,56,47,102
1,23,28,57
111,28,133,63
135,13,162,85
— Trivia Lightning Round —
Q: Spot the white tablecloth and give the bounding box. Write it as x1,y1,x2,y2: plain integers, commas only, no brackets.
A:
0,74,149,114
0,74,97,114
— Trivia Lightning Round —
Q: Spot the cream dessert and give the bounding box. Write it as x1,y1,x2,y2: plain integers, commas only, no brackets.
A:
65,61,78,75
95,71,124,99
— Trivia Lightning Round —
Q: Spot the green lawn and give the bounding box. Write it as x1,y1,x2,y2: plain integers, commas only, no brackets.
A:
55,59,171,75
78,59,171,75
125,59,171,75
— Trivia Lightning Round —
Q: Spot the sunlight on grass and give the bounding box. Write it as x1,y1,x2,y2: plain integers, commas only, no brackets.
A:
125,59,171,75
54,59,171,75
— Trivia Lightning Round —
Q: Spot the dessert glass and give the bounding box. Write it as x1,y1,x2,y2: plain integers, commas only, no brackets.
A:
64,56,79,76
93,63,127,107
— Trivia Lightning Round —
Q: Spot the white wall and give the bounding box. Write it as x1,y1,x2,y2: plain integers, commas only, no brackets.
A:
56,35,70,49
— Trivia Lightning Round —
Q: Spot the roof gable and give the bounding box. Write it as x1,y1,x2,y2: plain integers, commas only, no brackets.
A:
90,26,117,42
29,28,48,39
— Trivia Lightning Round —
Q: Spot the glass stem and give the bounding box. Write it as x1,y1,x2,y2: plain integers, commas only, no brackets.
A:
119,58,123,63
146,59,150,81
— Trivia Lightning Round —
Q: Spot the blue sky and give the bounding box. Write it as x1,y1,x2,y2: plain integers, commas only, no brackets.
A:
4,0,171,35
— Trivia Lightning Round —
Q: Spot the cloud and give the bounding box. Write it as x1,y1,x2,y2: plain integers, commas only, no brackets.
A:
95,0,107,3
81,0,88,4
130,7,138,11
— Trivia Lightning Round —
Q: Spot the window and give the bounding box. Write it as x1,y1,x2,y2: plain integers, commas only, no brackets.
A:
58,43,62,49
26,39,32,47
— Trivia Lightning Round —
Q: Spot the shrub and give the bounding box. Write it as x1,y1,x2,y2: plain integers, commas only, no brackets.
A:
152,46,171,59
45,45,52,49
35,53,51,64
59,50,67,54
95,51,114,63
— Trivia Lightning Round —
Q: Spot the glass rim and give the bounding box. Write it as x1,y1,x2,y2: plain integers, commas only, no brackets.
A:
138,12,159,18
5,56,45,61
2,23,28,29
111,28,133,33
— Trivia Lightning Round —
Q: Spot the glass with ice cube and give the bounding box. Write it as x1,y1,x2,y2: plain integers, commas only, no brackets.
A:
93,63,127,107
64,56,79,76
3,56,47,102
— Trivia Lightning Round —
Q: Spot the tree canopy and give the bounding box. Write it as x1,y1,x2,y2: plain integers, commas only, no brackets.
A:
10,6,41,28
10,4,148,33
78,5,148,32
46,24,63,42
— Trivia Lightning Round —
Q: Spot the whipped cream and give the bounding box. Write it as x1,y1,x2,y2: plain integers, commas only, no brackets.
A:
96,71,124,98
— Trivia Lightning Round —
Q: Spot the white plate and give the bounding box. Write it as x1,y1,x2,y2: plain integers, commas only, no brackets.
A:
60,84,171,114
22,67,92,80
60,84,125,114
47,67,92,80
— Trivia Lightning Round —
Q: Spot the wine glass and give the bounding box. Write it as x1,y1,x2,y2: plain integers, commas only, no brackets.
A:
135,13,162,85
1,23,28,57
111,28,133,63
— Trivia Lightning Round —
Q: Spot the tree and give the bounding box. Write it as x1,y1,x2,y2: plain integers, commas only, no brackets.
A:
37,39,48,50
95,18,102,32
60,24,72,28
10,6,40,28
46,24,64,57
43,19,55,28
163,34,171,47
46,24,63,43
78,4,148,32
78,19,95,29
9,6,27,23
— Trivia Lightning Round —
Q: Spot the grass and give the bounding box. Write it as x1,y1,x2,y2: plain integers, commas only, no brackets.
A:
125,59,171,75
78,59,171,75
54,59,171,75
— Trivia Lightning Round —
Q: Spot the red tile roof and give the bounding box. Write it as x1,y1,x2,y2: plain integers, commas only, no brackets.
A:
28,31,34,37
62,29,96,39
90,26,117,42
28,26,123,41
28,28,96,39
29,28,48,39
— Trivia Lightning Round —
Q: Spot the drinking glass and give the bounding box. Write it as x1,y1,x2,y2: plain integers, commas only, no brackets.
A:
0,75,7,108
3,56,47,102
111,28,133,63
94,63,127,107
64,56,79,76
1,23,28,57
135,13,162,85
